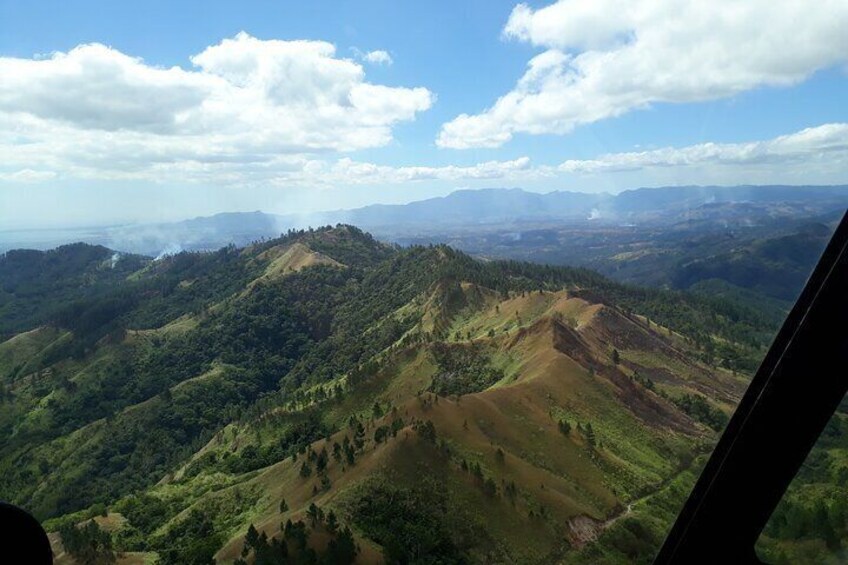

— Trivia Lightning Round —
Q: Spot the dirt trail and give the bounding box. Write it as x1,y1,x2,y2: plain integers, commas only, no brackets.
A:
566,449,706,549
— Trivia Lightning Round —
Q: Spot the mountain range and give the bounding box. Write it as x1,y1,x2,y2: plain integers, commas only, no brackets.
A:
3,185,847,258
0,225,789,564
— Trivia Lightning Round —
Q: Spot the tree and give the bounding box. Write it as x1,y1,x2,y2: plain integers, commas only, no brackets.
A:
558,419,571,435
584,422,596,447
279,499,288,513
307,502,322,527
325,510,339,534
611,348,620,365
390,418,404,437
414,420,437,443
470,462,483,480
325,526,358,564
354,422,366,449
283,519,308,551
316,447,329,473
245,523,260,551
58,520,116,565
374,425,390,444
505,480,517,502
299,462,312,478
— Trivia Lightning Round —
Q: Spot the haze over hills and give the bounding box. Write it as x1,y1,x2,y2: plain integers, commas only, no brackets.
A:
2,185,847,257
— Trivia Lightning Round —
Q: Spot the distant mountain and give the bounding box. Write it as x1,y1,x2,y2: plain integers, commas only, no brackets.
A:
101,210,287,258
324,187,607,227
3,185,846,257
296,184,848,232
608,185,848,216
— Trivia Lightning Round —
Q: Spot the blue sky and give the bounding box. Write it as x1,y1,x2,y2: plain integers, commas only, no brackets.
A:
1,0,847,228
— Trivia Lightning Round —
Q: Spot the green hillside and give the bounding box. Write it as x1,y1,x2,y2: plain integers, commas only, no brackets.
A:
1,225,840,564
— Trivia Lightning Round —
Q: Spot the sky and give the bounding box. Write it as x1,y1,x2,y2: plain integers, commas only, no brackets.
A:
1,0,847,229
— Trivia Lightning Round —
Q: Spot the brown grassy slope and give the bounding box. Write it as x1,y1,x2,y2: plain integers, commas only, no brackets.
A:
205,286,738,562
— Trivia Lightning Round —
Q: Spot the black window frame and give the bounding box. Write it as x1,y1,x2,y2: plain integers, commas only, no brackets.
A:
656,209,848,564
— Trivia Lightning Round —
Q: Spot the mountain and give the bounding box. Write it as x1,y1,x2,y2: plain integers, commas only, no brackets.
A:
323,188,605,228
3,185,847,258
312,185,848,230
1,226,844,564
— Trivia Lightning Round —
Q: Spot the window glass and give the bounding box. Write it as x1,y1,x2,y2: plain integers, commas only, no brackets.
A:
755,393,848,564
0,2,846,563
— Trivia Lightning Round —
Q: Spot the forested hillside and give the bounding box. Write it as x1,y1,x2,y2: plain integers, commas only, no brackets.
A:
1,225,843,564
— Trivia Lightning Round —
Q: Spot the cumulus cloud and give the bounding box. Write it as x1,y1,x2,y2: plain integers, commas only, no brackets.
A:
247,124,848,187
438,0,848,148
0,32,433,182
362,50,393,65
301,156,536,186
559,123,848,174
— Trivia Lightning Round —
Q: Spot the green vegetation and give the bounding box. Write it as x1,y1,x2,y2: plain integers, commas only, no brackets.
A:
670,394,728,431
58,520,116,564
0,224,820,563
428,343,504,396
346,476,465,563
233,517,358,565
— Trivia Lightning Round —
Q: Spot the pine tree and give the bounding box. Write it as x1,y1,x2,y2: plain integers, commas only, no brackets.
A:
316,447,329,473
299,462,312,478
325,526,358,564
325,510,338,534
245,523,259,551
584,422,596,447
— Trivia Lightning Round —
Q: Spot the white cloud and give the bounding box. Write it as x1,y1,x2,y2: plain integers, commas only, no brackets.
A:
559,123,848,174
226,124,848,188
438,0,848,148
289,123,848,188
362,50,393,66
0,169,58,183
308,156,536,185
0,33,433,182
184,155,538,190
0,43,211,133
